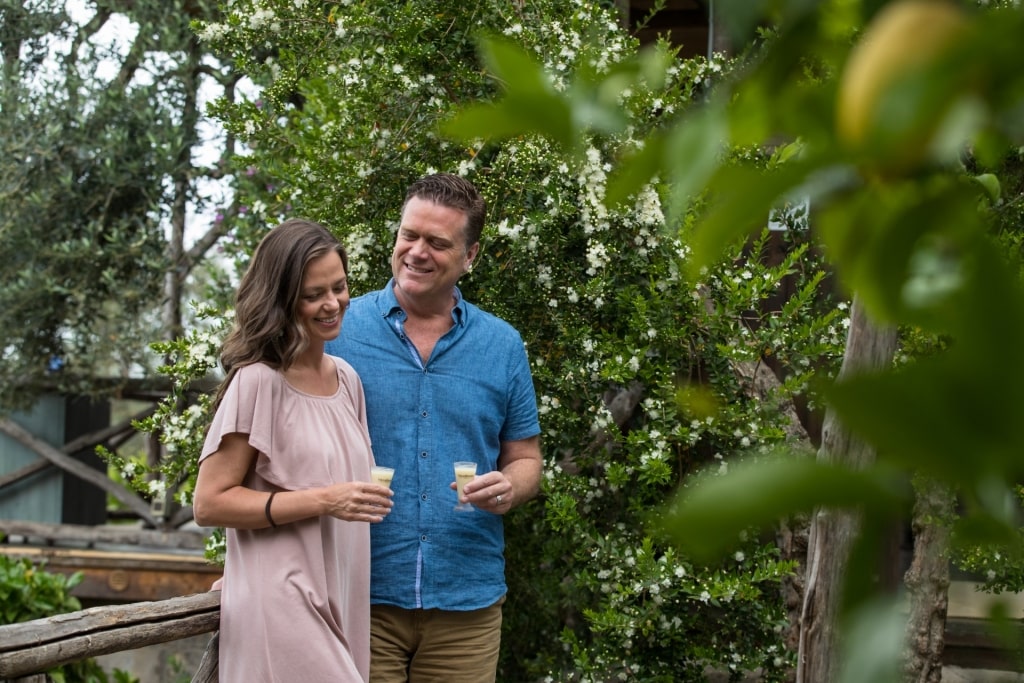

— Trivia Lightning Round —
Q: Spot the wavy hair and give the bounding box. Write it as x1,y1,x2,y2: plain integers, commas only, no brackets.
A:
212,218,348,410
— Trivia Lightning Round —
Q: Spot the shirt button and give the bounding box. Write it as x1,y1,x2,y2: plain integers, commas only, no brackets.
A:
420,534,428,542
421,411,428,417
420,451,428,458
421,494,428,501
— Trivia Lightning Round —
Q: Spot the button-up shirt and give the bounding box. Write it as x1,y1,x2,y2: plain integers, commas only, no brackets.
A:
325,281,540,611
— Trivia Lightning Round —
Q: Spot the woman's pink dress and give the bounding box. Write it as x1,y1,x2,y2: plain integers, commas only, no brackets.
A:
199,358,374,682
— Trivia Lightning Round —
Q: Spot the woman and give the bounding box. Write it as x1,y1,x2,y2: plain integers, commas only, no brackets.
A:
193,218,393,682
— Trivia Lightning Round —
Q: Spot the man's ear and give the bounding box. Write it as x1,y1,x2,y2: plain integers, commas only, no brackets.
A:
465,242,480,272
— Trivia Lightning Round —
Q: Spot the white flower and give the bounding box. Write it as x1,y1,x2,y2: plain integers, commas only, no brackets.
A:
196,22,229,42
536,264,552,288
249,8,275,29
585,242,609,275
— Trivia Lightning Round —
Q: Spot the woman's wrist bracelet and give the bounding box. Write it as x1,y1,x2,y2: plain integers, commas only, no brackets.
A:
265,491,278,528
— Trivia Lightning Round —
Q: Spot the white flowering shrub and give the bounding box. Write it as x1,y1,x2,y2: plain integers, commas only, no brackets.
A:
143,1,853,679
99,306,229,559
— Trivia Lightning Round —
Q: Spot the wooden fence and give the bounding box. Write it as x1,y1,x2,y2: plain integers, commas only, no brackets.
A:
0,520,220,682
0,586,1020,680
0,592,220,683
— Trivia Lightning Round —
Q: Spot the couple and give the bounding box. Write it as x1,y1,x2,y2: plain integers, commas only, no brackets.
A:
192,173,543,682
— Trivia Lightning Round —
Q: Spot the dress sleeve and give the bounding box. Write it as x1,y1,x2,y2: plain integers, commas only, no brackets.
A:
334,356,372,449
199,363,279,464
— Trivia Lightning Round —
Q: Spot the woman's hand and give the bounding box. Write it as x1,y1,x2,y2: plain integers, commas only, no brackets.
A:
321,481,394,522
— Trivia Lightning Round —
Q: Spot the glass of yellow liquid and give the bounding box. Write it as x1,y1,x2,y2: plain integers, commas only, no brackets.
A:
453,461,477,512
371,465,395,488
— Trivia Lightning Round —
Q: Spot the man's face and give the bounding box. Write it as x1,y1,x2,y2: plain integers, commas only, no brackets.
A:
391,196,478,306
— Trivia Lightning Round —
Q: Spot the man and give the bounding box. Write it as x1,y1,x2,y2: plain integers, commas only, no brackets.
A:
325,172,542,682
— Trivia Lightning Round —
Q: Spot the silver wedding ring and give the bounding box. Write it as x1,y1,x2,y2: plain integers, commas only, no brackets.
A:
496,494,503,504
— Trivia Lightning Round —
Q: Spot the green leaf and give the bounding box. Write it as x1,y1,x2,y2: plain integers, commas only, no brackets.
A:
663,104,730,228
605,102,728,217
605,130,667,210
816,177,991,328
973,172,1001,204
687,161,811,280
826,351,1024,487
837,597,906,683
656,454,906,562
440,36,574,149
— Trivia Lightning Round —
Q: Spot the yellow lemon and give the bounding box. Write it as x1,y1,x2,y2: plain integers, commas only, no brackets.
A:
836,0,969,163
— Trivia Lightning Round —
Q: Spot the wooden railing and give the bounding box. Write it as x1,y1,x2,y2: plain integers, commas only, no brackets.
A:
0,592,220,683
0,586,1020,680
1,521,220,682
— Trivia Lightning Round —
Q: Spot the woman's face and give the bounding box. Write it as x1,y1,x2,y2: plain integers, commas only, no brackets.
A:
296,250,349,344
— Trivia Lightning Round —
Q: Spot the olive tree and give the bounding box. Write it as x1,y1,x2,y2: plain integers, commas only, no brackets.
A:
0,0,238,412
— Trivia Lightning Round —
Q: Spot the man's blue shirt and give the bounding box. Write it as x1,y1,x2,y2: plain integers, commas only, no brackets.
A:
325,281,540,611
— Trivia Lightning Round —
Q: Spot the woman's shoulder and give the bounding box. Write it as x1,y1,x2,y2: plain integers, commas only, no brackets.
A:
230,361,285,391
234,360,280,379
327,354,360,380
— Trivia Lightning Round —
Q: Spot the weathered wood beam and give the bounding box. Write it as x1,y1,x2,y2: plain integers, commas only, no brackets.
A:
191,631,219,683
60,405,156,457
0,520,205,550
0,545,220,603
0,592,220,679
0,406,155,493
0,460,52,490
0,418,155,524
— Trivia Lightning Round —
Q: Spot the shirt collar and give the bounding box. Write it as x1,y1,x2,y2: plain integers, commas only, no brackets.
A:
380,278,466,327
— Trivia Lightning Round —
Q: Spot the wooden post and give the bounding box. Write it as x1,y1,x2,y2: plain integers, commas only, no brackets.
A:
191,632,219,683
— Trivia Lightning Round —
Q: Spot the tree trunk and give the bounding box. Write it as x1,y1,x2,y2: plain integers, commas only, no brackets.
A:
796,295,898,682
903,477,954,682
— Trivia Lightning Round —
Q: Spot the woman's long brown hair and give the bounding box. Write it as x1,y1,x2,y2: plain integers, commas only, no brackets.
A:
211,218,348,411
